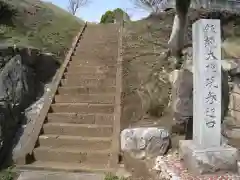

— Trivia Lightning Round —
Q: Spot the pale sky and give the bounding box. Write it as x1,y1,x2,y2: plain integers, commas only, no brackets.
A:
42,0,150,22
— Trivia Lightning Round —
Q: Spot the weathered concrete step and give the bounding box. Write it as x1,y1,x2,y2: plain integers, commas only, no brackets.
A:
64,72,116,80
66,66,97,73
77,40,118,46
57,86,115,95
62,76,116,83
68,60,117,69
69,59,116,66
16,171,106,180
71,56,117,63
76,40,118,47
38,135,111,150
47,113,113,125
64,72,116,79
55,94,115,104
43,123,113,137
50,103,114,114
66,65,116,74
33,147,111,164
61,78,116,87
18,161,114,173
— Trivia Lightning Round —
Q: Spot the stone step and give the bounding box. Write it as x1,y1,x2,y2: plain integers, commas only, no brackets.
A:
50,103,114,114
63,72,116,79
33,146,111,164
43,123,113,137
69,59,116,66
61,78,116,87
76,38,118,44
75,45,118,51
66,65,116,74
54,94,115,104
66,66,97,73
15,171,106,180
73,55,117,62
38,135,111,150
18,161,114,173
57,86,116,95
76,44,118,50
47,113,113,125
67,63,116,69
62,75,115,83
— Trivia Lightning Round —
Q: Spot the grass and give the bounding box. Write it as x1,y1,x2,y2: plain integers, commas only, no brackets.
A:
105,173,128,180
0,0,83,61
0,167,17,180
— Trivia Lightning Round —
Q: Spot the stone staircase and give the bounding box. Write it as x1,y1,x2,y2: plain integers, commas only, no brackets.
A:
19,24,120,172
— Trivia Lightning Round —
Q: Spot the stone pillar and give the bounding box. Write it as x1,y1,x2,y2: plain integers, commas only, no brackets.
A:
193,19,222,148
179,19,238,175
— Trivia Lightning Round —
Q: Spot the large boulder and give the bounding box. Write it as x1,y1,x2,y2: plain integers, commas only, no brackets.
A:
0,55,36,161
0,47,59,164
121,127,171,160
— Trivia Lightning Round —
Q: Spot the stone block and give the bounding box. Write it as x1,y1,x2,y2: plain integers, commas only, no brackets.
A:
179,140,238,175
221,59,240,75
169,69,193,124
229,93,240,111
224,128,240,139
232,77,240,94
121,127,170,159
229,110,240,126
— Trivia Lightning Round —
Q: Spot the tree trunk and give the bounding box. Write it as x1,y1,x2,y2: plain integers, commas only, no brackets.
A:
168,0,191,59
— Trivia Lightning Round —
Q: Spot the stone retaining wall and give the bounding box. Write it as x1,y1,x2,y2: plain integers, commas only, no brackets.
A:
229,77,240,126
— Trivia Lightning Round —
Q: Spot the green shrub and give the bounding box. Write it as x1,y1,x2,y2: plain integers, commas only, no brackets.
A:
100,8,130,24
0,167,16,180
104,173,128,180
100,10,115,24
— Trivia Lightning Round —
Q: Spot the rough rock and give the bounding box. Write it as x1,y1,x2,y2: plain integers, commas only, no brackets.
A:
222,39,240,59
0,46,59,164
137,65,171,118
183,45,240,75
169,69,193,124
0,55,36,162
0,46,15,69
121,127,170,159
13,82,52,159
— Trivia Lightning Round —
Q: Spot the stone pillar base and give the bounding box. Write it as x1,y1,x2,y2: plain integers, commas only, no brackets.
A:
179,140,238,175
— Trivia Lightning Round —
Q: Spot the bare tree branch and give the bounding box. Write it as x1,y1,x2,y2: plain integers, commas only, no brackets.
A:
68,0,89,15
131,0,174,13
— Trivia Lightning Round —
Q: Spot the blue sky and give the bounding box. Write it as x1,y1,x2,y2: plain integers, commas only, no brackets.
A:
43,0,150,22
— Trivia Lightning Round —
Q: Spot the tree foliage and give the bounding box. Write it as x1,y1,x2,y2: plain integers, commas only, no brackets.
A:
113,8,130,21
100,8,130,24
100,10,115,23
